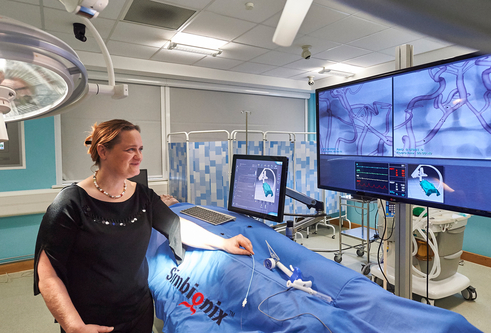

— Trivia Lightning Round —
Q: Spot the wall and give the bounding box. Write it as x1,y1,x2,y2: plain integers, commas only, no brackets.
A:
0,117,56,263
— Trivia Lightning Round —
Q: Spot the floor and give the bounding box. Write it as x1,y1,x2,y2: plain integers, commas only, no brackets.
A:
0,225,488,332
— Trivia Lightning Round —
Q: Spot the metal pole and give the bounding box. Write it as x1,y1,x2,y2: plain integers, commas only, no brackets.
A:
394,202,412,298
241,110,251,154
393,44,414,299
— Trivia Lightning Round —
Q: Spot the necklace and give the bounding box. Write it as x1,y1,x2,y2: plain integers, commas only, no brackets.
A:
93,171,127,199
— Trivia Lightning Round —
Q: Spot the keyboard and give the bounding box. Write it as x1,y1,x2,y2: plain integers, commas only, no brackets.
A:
180,206,236,225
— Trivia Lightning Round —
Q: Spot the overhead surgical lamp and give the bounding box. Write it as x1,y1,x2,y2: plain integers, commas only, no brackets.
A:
0,12,127,142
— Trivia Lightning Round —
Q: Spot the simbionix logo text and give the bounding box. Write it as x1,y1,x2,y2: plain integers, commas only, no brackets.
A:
166,267,229,326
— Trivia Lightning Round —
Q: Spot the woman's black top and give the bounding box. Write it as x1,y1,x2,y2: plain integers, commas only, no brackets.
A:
33,183,184,327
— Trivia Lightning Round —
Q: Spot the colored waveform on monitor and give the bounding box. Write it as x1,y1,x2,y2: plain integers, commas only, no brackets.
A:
355,161,390,195
356,180,388,190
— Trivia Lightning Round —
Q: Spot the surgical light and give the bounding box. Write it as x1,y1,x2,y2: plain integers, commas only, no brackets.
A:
0,14,128,142
0,16,89,142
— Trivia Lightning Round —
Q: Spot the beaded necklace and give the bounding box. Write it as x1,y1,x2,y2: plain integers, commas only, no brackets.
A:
93,171,127,199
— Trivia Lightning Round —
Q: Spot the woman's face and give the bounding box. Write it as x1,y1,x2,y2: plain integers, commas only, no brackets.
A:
100,129,143,179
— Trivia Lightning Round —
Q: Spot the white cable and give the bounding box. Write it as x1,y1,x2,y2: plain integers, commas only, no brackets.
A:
242,254,255,307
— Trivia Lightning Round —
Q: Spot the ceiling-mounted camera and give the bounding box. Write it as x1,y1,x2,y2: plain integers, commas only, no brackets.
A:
73,23,87,42
302,45,312,60
308,76,314,86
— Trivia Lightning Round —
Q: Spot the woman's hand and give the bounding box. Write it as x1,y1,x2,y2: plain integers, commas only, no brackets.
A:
161,194,179,206
222,234,254,256
72,324,114,333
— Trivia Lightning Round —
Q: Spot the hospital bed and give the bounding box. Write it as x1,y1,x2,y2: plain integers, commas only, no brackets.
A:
146,203,481,333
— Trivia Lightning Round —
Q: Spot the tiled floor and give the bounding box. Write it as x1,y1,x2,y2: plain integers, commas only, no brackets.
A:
0,225,487,332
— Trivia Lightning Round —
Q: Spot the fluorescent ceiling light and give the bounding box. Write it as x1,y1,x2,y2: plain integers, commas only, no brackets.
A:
318,67,355,78
171,33,227,49
167,42,222,57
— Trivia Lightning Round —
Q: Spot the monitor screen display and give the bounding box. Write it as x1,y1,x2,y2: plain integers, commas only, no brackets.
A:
228,154,288,222
317,52,491,217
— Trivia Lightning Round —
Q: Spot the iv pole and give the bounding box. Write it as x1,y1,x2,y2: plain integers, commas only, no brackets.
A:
242,110,251,155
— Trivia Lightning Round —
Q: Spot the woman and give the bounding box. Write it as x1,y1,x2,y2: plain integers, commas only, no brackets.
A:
34,119,253,333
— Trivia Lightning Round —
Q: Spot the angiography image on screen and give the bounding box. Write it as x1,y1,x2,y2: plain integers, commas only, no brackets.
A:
407,164,444,204
317,77,392,156
255,167,277,203
394,55,491,159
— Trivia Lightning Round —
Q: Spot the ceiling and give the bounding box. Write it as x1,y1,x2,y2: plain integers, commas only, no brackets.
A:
0,0,473,87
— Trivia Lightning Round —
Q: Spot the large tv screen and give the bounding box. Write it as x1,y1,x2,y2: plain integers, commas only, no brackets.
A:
317,52,491,217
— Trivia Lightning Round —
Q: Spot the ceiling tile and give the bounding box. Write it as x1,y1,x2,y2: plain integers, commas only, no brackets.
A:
298,3,348,35
250,51,300,66
352,11,396,28
261,12,280,28
194,56,243,70
219,42,269,61
183,11,256,41
47,30,102,53
289,71,319,81
309,15,388,44
43,8,117,39
151,48,206,65
280,35,339,55
233,24,278,49
2,0,456,85
206,0,285,23
13,0,39,5
349,27,423,52
344,52,394,67
156,0,213,10
230,62,276,75
285,57,336,71
107,40,160,59
315,45,371,61
97,0,128,20
411,38,453,55
1,0,42,29
42,0,64,10
262,67,306,78
313,0,358,14
110,21,174,48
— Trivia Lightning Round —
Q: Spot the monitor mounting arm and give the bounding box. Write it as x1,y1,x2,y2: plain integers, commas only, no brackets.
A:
286,187,324,213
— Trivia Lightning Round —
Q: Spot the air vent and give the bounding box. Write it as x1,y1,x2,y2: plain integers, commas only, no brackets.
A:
124,0,196,30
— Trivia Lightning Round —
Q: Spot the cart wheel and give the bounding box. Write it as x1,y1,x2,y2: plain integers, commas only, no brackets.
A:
462,286,477,301
334,254,342,263
361,264,371,275
421,297,435,306
356,248,364,257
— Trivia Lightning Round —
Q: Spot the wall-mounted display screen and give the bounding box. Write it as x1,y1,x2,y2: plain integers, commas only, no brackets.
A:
317,52,491,217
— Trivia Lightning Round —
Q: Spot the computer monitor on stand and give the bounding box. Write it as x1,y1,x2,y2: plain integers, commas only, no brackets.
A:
228,154,288,223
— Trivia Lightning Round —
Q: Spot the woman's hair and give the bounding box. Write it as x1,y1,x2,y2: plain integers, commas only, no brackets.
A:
84,119,140,166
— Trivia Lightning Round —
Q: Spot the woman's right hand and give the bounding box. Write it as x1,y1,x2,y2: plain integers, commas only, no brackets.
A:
73,324,114,333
